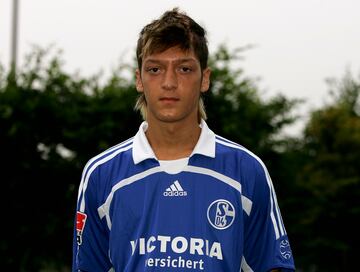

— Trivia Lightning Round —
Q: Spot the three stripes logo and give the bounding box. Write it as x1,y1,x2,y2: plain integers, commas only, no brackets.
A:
163,180,187,197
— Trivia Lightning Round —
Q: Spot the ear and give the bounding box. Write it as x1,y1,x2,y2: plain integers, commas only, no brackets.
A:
200,68,211,93
135,69,144,93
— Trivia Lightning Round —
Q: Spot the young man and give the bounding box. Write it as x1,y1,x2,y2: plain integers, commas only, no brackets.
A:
73,8,295,272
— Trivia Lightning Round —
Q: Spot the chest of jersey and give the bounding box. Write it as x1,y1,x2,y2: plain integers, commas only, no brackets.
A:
107,169,246,271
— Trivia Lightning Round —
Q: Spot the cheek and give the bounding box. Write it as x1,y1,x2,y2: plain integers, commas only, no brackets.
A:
184,89,201,108
143,76,162,91
140,80,155,97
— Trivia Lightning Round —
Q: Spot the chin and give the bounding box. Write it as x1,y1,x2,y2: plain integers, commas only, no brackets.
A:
158,116,181,123
152,111,178,121
156,113,186,123
149,111,195,123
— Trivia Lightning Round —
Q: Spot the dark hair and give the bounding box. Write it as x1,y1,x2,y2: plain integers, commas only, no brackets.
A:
136,8,209,70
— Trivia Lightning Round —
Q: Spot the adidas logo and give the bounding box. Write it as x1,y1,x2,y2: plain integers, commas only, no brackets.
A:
163,180,188,197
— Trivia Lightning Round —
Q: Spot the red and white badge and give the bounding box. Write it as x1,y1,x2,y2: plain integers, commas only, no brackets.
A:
76,211,87,245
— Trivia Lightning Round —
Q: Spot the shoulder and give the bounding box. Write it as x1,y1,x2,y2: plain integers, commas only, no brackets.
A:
77,137,135,201
214,134,266,172
213,134,271,195
82,137,134,177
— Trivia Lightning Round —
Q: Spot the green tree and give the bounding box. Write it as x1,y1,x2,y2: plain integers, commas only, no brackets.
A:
0,46,142,270
206,45,300,155
297,71,360,270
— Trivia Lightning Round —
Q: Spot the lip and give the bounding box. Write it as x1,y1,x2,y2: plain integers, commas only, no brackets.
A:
159,97,179,102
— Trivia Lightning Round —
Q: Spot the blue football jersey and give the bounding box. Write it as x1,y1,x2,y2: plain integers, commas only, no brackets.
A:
73,120,295,271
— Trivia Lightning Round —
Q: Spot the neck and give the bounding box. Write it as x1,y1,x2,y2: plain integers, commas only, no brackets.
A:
145,118,201,160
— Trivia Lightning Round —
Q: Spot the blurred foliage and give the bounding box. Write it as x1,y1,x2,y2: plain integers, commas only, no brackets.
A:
294,71,360,270
0,46,142,271
0,45,359,271
207,45,300,154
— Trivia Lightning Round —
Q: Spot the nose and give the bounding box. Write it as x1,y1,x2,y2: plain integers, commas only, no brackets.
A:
162,69,178,90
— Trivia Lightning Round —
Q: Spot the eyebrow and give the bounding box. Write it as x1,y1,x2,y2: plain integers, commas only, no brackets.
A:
143,58,198,65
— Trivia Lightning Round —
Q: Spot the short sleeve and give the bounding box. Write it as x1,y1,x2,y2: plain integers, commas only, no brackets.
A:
241,161,295,271
72,172,113,272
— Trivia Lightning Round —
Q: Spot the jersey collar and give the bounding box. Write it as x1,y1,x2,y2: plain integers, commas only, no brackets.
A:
132,119,216,164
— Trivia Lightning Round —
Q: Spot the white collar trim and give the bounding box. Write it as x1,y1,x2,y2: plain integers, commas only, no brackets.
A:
132,119,216,164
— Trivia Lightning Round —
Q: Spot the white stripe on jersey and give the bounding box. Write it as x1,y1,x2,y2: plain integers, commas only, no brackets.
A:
184,165,252,216
268,170,286,236
77,138,133,201
78,139,133,213
98,165,253,230
185,165,242,192
215,136,286,239
98,166,163,229
240,256,254,272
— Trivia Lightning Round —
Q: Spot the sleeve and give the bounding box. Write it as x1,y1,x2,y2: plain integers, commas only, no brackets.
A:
72,168,113,272
241,160,295,272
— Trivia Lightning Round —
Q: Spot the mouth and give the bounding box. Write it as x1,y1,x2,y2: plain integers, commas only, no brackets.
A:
159,97,179,102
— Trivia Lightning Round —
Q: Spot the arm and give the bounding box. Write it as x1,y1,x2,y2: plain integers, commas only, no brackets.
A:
72,171,113,271
241,158,295,271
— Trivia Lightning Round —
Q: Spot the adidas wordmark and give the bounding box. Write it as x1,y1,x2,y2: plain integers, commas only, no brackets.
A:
163,180,187,197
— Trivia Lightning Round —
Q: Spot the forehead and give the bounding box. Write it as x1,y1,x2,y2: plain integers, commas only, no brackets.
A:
143,46,199,64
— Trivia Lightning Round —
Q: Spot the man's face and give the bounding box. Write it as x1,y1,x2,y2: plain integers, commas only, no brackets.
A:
136,46,210,124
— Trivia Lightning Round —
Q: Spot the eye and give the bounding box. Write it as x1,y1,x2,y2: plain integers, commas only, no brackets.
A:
146,67,161,74
179,66,192,73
